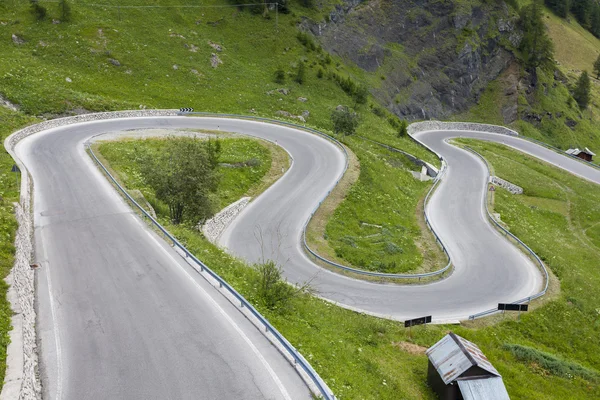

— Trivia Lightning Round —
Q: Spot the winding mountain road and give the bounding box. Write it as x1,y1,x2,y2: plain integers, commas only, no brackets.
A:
12,115,600,399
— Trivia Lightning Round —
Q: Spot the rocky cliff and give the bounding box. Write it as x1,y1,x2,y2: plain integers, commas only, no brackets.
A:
303,0,520,120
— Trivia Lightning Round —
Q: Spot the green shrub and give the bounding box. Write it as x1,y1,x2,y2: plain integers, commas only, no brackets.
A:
274,66,286,84
254,260,296,311
504,344,599,382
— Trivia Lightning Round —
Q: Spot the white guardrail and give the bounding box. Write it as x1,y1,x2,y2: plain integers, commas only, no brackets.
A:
407,121,550,320
87,140,336,400
182,112,454,280
463,147,549,320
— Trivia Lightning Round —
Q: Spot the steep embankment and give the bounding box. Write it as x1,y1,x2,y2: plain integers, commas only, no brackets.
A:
302,0,519,119
456,4,600,153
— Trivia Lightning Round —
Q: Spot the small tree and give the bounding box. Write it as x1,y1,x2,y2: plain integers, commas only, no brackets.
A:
274,66,285,84
353,84,369,105
254,261,296,310
397,120,408,137
295,61,306,84
58,0,71,22
573,70,591,109
594,54,600,79
141,137,221,225
331,106,360,136
30,0,47,21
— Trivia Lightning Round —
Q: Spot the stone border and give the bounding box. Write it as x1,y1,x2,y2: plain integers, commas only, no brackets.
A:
407,120,519,137
202,197,251,243
490,176,523,195
2,110,177,400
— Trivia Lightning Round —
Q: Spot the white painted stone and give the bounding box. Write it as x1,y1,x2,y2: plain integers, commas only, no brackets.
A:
490,176,523,195
202,197,251,243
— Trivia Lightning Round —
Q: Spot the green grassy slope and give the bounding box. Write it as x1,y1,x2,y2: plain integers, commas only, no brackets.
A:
458,5,600,155
0,0,441,275
99,133,600,400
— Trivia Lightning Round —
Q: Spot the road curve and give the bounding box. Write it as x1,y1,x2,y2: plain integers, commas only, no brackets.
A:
15,117,315,400
15,115,600,399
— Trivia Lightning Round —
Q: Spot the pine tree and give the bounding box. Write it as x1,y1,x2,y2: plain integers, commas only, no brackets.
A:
594,54,600,79
519,0,554,73
573,71,591,109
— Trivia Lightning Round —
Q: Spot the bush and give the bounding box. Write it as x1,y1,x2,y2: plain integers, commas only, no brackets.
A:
29,0,47,20
295,61,306,84
316,68,324,79
504,344,599,382
397,120,408,137
274,66,285,84
58,0,71,22
254,261,296,311
296,31,316,51
331,106,360,136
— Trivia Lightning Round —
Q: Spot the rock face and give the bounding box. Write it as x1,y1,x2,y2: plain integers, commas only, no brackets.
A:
302,0,517,120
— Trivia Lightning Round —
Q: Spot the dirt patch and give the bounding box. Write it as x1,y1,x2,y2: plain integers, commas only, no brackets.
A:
393,341,427,355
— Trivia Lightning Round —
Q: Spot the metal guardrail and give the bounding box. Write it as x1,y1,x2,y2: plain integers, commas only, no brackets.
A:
86,142,335,400
520,136,600,171
463,147,549,320
182,112,453,280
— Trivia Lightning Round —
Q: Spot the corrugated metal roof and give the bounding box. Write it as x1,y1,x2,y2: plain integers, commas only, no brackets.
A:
566,147,596,156
425,333,500,384
458,377,510,400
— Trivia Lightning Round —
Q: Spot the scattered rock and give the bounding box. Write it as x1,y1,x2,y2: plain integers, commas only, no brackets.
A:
169,32,186,39
297,96,308,102
11,34,25,45
277,88,290,95
556,111,562,118
565,118,577,129
125,69,132,74
276,110,291,117
172,64,179,70
522,112,542,125
210,53,222,68
249,108,257,114
296,115,306,123
208,40,223,52
189,44,199,52
65,77,72,83
52,19,61,24
109,58,121,67
301,110,310,119
0,94,19,111
336,104,345,111
207,18,224,27
190,69,203,77
502,104,518,125
38,40,48,47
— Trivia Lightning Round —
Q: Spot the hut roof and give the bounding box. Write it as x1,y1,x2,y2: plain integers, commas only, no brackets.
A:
425,332,500,385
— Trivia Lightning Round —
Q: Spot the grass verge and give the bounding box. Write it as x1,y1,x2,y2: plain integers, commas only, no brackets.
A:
98,132,600,399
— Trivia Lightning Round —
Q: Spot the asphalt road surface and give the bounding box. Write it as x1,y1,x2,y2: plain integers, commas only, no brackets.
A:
15,116,600,399
15,118,315,400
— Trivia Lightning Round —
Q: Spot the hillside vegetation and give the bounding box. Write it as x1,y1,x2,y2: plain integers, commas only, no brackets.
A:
0,0,599,398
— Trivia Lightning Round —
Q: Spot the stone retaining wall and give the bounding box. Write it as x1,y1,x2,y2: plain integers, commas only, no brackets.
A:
202,197,251,243
408,120,519,137
2,110,177,400
490,176,523,194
